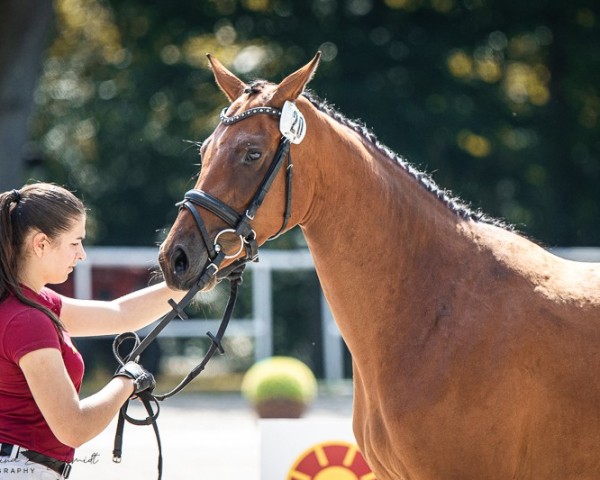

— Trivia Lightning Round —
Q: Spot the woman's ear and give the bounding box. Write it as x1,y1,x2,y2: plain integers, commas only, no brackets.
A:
30,231,49,257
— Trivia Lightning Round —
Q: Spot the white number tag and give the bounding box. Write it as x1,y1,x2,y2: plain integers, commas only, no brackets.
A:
279,101,306,144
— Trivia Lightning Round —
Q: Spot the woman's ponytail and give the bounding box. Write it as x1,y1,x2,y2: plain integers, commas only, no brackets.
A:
0,184,86,333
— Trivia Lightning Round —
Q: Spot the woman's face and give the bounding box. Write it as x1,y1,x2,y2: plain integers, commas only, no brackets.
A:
42,215,87,285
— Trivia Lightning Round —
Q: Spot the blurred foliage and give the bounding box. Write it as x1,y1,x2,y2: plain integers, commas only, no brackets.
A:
28,0,600,246
241,356,317,405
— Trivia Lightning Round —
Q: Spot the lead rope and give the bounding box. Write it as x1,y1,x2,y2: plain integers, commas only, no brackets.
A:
109,101,303,478
111,266,245,480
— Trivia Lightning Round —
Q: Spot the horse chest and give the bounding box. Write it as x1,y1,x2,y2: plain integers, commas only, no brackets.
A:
349,324,531,479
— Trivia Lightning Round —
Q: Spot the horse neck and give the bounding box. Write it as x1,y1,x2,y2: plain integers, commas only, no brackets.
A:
297,109,471,353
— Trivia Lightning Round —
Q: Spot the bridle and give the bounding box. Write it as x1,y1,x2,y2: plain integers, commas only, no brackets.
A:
179,100,305,280
111,100,306,479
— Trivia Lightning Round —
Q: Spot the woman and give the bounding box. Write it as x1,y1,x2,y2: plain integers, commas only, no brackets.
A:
0,183,186,479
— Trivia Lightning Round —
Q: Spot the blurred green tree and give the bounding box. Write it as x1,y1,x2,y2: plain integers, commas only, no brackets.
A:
25,0,599,247
0,0,53,191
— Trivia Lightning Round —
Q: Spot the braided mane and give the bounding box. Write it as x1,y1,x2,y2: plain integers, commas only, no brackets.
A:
235,79,508,229
301,90,510,230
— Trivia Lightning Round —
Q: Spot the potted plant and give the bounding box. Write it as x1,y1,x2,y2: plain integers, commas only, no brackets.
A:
241,356,318,418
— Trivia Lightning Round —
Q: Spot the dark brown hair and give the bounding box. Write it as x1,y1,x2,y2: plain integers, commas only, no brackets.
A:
0,183,86,332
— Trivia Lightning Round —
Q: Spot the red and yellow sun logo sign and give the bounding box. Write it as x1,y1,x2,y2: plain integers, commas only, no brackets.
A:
287,440,377,480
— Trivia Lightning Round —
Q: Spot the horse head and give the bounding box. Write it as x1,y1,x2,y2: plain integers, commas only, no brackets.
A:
159,53,321,290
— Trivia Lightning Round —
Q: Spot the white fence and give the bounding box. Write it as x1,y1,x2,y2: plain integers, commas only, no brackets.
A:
73,247,344,380
72,247,600,381
550,247,600,262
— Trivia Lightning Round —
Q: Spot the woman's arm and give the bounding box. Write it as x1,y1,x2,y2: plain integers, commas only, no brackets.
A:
59,281,187,337
20,348,134,448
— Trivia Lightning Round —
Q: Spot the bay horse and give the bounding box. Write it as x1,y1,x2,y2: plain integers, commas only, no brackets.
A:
158,53,600,479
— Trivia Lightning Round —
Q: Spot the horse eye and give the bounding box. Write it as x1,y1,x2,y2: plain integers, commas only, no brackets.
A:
245,150,262,163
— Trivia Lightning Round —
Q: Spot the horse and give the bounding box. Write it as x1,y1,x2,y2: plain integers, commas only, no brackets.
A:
158,53,600,479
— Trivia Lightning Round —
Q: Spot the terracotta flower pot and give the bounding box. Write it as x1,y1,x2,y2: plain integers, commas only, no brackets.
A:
255,398,307,419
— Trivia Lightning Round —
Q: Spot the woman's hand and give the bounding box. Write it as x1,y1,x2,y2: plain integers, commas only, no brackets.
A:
114,361,156,395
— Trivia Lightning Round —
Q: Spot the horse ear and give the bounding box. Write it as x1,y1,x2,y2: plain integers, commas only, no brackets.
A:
272,52,321,105
206,54,247,102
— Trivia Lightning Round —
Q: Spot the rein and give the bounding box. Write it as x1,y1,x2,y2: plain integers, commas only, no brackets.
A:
111,100,306,479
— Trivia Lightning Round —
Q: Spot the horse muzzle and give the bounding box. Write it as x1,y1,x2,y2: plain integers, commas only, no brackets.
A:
159,239,214,291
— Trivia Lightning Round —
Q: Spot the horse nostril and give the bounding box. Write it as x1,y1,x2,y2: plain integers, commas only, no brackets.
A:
173,247,189,275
